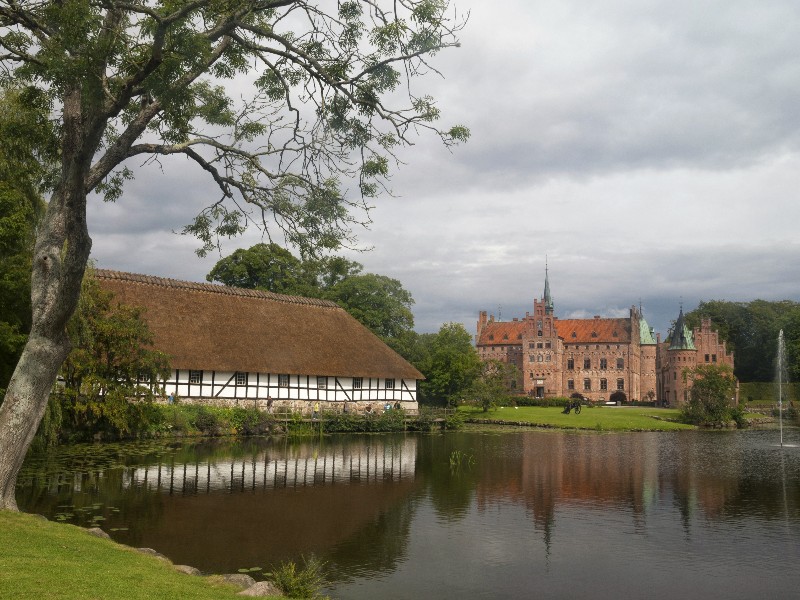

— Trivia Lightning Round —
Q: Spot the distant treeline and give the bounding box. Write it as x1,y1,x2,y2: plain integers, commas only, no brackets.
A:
685,300,800,383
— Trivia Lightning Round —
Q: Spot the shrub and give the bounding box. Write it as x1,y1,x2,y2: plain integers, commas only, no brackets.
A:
270,555,327,599
192,407,221,435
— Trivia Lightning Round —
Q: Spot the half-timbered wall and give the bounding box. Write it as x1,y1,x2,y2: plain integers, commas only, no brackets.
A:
161,370,418,405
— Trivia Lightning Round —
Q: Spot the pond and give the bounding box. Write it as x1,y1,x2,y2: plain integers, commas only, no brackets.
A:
17,428,800,599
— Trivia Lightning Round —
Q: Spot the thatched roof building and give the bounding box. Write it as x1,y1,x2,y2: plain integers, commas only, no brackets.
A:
95,270,422,407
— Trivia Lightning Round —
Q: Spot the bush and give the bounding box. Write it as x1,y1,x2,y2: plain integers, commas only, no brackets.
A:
192,407,221,435
270,555,327,599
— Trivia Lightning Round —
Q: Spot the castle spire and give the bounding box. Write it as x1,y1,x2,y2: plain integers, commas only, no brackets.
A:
544,259,554,315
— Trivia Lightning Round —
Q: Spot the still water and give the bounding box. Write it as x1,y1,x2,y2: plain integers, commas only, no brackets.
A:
17,429,800,599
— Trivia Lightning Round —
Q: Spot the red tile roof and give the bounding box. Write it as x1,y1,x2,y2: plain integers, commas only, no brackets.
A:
477,321,525,346
555,318,631,343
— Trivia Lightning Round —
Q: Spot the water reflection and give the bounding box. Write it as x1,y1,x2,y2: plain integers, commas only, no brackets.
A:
17,430,800,599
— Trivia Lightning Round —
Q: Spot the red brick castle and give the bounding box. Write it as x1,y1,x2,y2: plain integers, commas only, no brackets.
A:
475,269,734,406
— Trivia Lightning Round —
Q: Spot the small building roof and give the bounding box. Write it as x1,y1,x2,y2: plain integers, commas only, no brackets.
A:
95,270,423,379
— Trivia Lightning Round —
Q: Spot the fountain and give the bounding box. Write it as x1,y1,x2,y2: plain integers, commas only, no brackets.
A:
776,329,794,448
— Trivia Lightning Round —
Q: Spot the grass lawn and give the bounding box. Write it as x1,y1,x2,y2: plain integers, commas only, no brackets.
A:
0,511,279,600
458,405,696,431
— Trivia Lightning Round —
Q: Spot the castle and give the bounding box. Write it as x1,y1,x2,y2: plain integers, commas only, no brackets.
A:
475,269,735,406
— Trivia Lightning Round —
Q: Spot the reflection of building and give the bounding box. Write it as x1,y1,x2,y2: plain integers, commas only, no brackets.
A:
125,439,417,493
476,269,734,405
97,270,422,411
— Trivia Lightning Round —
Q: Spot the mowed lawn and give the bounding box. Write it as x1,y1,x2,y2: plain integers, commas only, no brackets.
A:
0,511,269,600
459,405,695,431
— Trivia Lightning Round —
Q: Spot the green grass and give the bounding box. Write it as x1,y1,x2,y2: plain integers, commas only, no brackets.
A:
458,405,696,431
0,511,280,600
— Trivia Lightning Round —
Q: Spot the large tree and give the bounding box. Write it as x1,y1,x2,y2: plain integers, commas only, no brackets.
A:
0,89,53,392
0,1,467,510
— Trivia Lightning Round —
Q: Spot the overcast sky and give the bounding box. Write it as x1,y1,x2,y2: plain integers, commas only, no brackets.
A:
88,0,800,339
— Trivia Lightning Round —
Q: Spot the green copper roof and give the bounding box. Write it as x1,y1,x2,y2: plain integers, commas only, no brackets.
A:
544,265,554,314
639,316,657,345
668,307,695,350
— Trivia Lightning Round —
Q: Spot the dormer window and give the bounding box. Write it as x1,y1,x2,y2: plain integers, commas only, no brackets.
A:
591,331,598,338
571,332,577,338
612,330,618,337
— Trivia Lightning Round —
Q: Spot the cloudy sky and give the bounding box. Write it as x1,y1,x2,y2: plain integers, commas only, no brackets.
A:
88,0,800,338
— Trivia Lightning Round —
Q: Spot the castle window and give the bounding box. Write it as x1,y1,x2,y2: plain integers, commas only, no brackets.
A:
583,378,591,391
673,372,677,380
617,358,624,369
545,355,551,362
705,354,710,362
567,358,575,370
600,358,607,370
538,330,543,337
235,372,247,386
617,379,625,391
537,342,543,349
567,379,575,390
712,354,717,363
545,341,551,348
529,343,535,349
189,370,202,384
537,354,543,362
600,378,608,391
583,358,591,369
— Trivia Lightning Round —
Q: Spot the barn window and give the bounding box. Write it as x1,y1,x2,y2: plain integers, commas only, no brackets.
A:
353,377,363,389
385,378,395,390
278,374,289,387
138,372,150,383
317,376,327,389
235,372,247,386
189,370,202,384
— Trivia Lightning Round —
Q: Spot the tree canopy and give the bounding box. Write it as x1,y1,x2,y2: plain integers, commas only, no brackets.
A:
207,243,414,339
686,300,800,382
0,0,468,510
680,364,741,427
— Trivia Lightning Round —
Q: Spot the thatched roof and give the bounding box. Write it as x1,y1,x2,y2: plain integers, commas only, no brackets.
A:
95,270,423,379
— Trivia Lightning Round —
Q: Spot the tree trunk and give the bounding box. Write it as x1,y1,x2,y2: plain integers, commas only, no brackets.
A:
0,86,93,511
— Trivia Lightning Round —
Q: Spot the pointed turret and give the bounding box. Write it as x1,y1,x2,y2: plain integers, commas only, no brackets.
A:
544,263,554,315
668,306,695,350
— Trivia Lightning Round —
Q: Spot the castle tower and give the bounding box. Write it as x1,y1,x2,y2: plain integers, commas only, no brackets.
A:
660,306,696,406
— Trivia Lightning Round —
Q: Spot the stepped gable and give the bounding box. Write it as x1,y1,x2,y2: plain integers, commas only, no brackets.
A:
555,318,632,343
94,269,422,380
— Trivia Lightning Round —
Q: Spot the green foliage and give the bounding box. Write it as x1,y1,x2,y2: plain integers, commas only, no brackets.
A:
465,360,519,412
270,555,327,599
686,300,800,382
680,364,741,427
208,244,415,340
2,1,467,258
0,88,52,389
57,270,171,440
324,273,415,339
416,323,482,405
